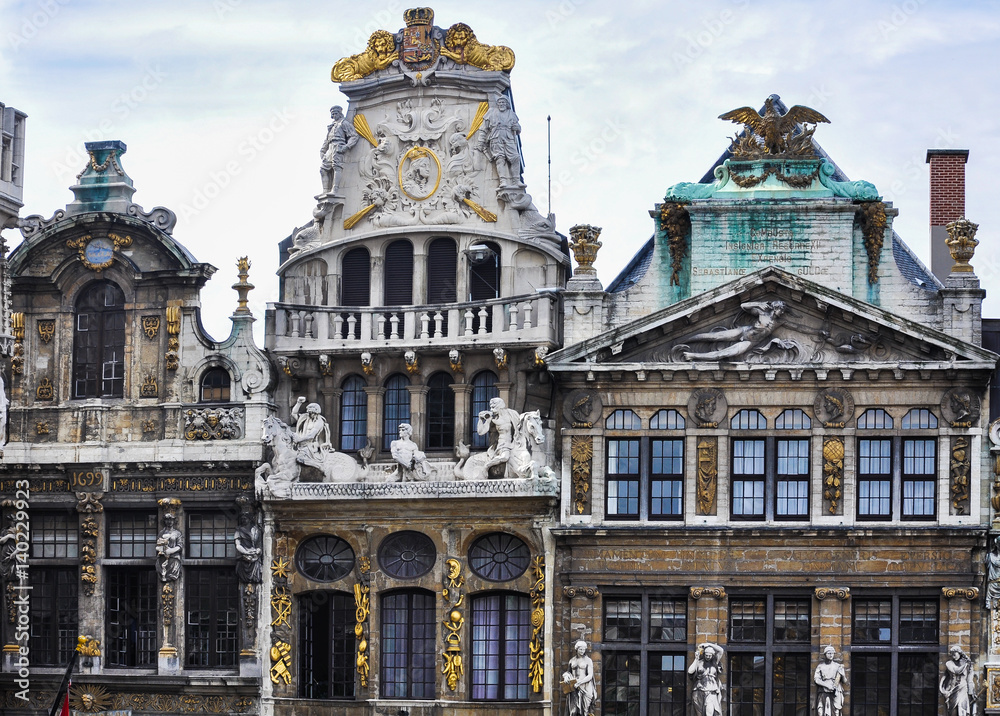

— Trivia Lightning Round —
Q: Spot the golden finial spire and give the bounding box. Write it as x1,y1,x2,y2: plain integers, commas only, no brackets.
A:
233,257,254,314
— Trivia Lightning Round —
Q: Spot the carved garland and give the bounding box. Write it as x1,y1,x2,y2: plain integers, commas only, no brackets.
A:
856,201,887,284
726,161,821,189
659,201,690,287
528,555,545,693
951,437,971,514
79,514,99,596
822,437,844,515
696,438,718,515
570,436,593,515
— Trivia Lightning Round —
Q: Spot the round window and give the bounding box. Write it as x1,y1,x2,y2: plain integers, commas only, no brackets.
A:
468,532,530,581
378,531,437,579
295,535,355,582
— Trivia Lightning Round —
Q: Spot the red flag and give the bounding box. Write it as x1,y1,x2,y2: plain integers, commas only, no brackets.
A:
59,680,70,716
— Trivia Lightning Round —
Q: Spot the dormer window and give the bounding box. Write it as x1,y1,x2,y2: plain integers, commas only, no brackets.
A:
200,367,231,403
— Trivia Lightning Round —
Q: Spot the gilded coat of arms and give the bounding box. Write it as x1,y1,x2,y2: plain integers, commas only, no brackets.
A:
400,7,438,70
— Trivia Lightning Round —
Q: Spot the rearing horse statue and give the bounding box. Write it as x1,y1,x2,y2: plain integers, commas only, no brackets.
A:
454,410,545,480
255,416,364,498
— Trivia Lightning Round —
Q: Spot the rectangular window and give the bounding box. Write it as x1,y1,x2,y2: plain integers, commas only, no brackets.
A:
381,590,436,700
187,512,237,559
852,597,938,715
298,591,356,699
902,439,936,518
185,568,239,668
858,439,892,518
603,594,686,715
107,511,157,558
776,439,809,518
30,513,78,559
106,567,157,667
651,439,684,518
728,596,811,716
607,439,640,518
471,592,531,701
732,439,765,518
29,567,78,666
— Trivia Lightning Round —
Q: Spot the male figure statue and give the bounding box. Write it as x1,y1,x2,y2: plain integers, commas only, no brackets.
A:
477,396,521,478
814,646,846,716
390,423,431,481
291,397,332,467
320,105,358,193
480,95,521,185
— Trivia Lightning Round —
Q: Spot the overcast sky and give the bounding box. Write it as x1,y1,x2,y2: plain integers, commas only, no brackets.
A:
2,0,999,341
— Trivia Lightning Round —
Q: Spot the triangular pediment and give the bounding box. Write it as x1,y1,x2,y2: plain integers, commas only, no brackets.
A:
550,268,996,373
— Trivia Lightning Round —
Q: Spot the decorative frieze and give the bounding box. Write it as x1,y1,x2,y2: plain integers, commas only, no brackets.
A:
183,407,244,440
111,474,252,492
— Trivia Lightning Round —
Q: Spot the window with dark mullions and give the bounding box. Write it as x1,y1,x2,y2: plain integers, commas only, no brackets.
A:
605,409,685,521
383,374,410,451
471,592,531,701
339,375,368,451
185,568,239,668
606,438,640,518
728,596,812,716
852,597,938,715
470,371,499,448
731,409,811,521
29,512,79,667
73,281,126,398
381,590,436,699
426,372,455,450
199,367,231,403
106,568,157,667
299,591,356,699
603,594,687,716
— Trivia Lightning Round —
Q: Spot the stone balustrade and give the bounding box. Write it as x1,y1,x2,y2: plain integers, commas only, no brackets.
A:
268,291,560,349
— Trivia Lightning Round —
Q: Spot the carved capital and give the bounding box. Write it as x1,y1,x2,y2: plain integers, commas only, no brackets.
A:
563,586,599,599
690,586,726,600
942,586,979,601
814,587,850,601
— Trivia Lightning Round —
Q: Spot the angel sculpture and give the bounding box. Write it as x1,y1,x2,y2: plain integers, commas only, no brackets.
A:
719,94,830,157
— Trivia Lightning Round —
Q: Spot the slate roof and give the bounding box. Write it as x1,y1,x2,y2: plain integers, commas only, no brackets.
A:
608,95,938,294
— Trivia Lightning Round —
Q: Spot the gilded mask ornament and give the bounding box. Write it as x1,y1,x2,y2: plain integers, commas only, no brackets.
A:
404,350,419,374
141,316,160,339
448,349,463,373
493,347,508,370
37,319,55,344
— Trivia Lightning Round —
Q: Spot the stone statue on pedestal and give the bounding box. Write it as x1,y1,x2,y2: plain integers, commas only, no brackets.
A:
320,105,358,194
390,423,432,481
939,647,973,716
688,643,724,716
814,646,846,716
561,640,596,716
155,513,182,582
986,537,1000,609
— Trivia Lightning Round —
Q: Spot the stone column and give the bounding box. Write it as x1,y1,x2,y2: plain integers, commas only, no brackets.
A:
157,497,183,675
413,246,428,305
408,383,430,448
364,386,385,456
451,383,472,447
496,381,512,408
689,587,727,646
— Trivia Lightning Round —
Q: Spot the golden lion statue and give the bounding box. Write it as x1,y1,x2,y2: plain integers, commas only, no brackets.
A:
332,30,399,82
440,23,515,72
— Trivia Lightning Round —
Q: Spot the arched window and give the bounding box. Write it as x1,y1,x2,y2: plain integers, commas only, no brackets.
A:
731,409,767,430
383,374,411,450
73,281,126,398
426,372,455,450
381,589,436,700
199,367,231,403
298,590,356,699
470,371,499,448
858,408,893,429
426,238,457,304
650,409,685,430
340,248,370,306
605,409,641,430
339,375,368,451
902,409,938,429
470,591,531,701
384,240,414,306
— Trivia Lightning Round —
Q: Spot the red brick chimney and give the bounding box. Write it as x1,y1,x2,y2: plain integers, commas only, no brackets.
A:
926,149,969,281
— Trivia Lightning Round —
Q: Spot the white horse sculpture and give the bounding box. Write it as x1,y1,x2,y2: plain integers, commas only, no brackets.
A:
255,416,364,498
454,410,545,480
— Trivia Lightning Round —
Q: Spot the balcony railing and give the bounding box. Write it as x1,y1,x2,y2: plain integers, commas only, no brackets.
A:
269,291,560,349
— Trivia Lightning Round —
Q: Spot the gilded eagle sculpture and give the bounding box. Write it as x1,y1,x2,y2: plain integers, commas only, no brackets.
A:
719,94,830,158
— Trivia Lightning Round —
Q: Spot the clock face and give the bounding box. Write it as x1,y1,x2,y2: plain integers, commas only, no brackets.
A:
84,237,115,268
